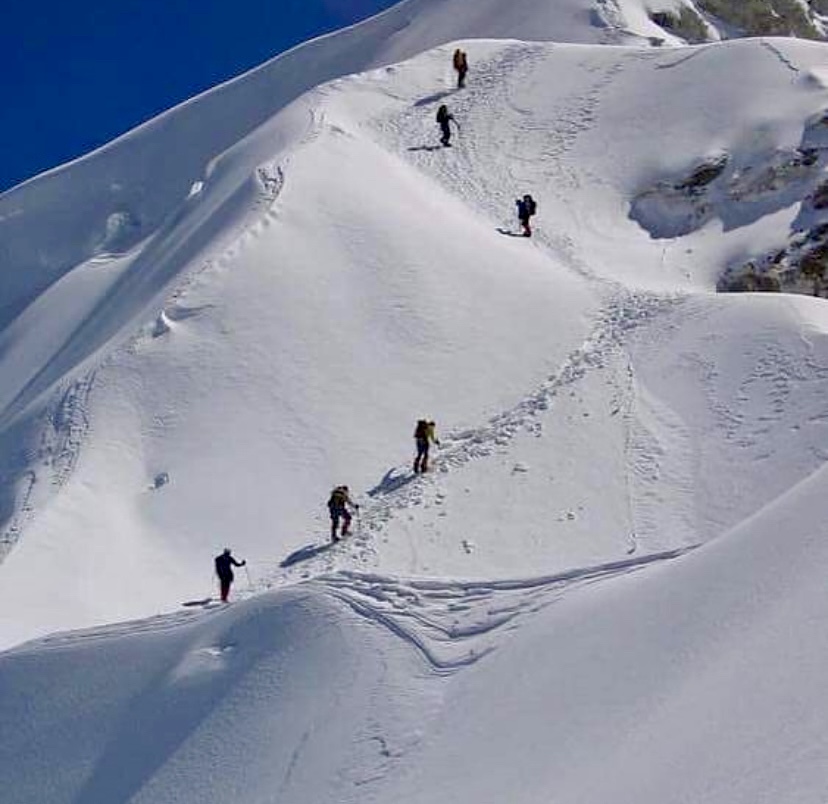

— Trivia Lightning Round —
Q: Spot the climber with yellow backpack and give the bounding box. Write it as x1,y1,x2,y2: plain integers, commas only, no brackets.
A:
413,419,440,474
327,485,359,542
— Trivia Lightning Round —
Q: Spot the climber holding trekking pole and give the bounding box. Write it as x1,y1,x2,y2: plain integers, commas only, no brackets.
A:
436,104,460,147
328,485,360,543
214,548,246,603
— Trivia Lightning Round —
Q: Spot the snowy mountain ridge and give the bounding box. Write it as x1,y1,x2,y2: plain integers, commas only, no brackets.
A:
0,0,692,636
4,0,828,801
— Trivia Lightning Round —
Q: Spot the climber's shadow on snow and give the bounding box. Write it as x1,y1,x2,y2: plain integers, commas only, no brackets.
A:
413,89,453,107
407,145,442,152
367,467,414,497
280,543,330,568
181,598,212,607
497,228,524,237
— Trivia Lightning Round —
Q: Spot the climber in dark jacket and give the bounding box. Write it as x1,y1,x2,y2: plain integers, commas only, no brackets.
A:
436,104,458,147
515,194,538,237
215,548,246,602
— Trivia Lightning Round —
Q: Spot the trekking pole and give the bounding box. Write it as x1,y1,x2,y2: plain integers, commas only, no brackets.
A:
244,564,253,591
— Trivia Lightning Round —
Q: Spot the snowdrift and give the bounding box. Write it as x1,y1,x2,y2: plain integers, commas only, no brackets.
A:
0,588,436,804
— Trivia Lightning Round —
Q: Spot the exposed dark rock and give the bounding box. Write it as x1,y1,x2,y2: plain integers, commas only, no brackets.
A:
799,148,819,167
754,272,782,292
812,179,828,209
808,222,828,240
675,156,728,193
699,0,822,39
650,7,709,43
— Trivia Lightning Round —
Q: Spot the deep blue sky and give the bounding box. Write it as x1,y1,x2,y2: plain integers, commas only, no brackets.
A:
1,0,393,193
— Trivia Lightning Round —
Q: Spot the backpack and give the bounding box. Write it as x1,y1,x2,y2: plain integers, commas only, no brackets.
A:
328,486,348,512
437,105,448,123
414,419,429,439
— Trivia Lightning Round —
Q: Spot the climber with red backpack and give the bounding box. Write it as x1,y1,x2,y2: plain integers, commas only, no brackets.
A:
453,48,468,88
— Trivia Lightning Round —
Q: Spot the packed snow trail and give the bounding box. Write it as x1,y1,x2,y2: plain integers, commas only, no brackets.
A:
262,291,684,587
235,43,672,587
67,39,828,595
312,38,828,573
239,43,699,584
372,43,624,288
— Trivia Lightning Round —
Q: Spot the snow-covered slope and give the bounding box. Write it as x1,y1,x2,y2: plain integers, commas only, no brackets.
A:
4,461,828,804
4,33,828,646
0,0,688,642
5,0,828,800
0,0,671,329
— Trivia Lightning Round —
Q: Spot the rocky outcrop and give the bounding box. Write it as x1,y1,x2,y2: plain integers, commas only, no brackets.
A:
650,0,826,42
650,8,709,43
631,110,828,297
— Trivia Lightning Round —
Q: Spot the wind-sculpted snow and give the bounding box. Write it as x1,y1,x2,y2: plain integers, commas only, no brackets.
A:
368,461,828,804
4,35,828,646
0,588,442,804
4,474,828,804
7,3,828,800
0,546,694,804
0,0,669,329
316,546,695,674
